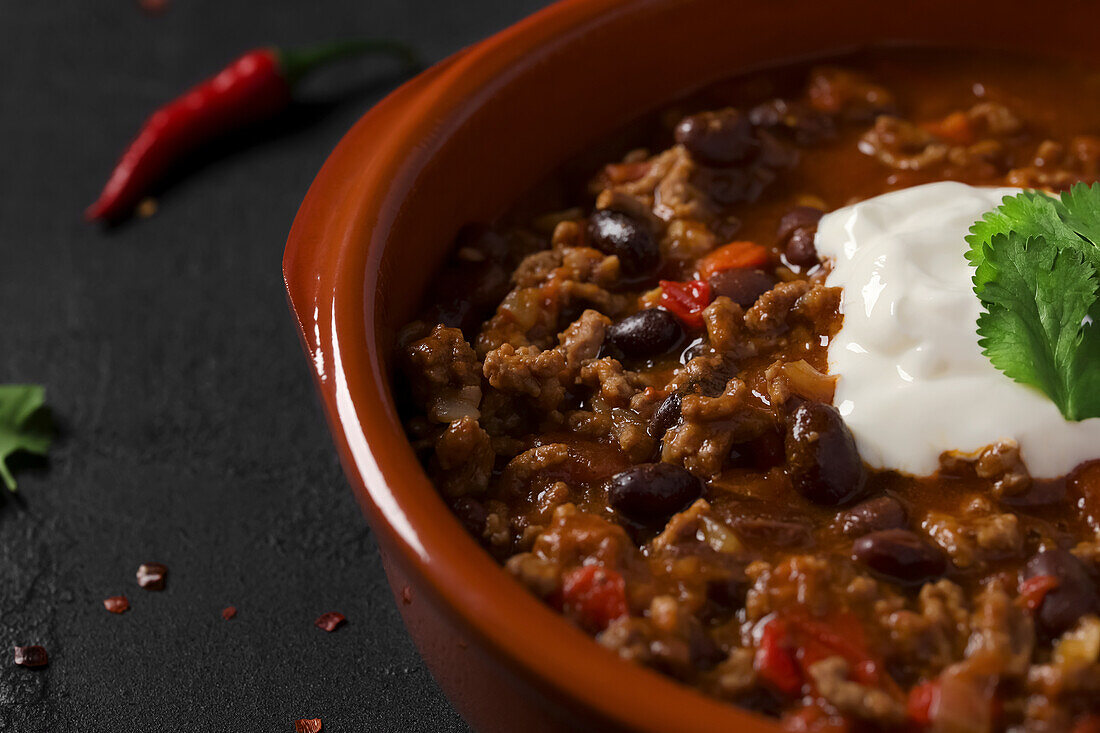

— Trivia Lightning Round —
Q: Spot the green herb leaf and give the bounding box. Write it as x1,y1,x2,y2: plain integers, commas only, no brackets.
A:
1068,301,1100,419
0,385,54,491
969,183,1100,421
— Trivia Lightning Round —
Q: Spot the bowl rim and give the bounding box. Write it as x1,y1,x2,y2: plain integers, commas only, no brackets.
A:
283,0,784,729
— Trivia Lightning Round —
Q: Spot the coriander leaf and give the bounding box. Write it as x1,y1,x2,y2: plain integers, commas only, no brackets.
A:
1058,182,1100,269
975,233,1097,420
966,190,1069,296
1068,300,1100,419
0,385,54,491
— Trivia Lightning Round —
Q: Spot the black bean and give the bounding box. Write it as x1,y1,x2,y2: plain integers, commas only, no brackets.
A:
776,206,824,244
674,108,757,167
587,210,660,277
1025,549,1100,637
647,391,682,439
708,268,774,308
837,496,907,537
777,206,823,269
607,308,684,360
785,229,819,269
786,402,867,506
607,463,702,524
852,529,947,585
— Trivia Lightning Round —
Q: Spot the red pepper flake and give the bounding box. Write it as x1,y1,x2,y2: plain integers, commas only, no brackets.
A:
907,680,940,727
314,612,346,632
221,606,237,620
136,562,168,590
659,279,712,329
294,719,322,733
104,596,130,614
561,564,628,633
13,645,48,668
1019,574,1060,612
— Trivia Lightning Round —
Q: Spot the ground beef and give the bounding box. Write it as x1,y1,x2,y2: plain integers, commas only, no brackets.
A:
432,417,494,497
403,325,483,423
807,656,906,725
924,498,1023,569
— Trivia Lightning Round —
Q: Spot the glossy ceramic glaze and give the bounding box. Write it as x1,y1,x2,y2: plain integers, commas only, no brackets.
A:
283,1,1100,730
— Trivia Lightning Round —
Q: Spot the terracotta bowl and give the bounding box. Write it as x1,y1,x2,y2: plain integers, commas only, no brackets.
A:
283,1,1095,730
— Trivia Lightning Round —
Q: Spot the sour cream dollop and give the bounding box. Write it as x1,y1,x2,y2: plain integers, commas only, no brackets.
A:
816,181,1100,478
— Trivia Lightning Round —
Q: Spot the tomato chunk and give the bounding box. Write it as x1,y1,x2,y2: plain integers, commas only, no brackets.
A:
697,241,769,280
659,279,712,329
561,564,628,632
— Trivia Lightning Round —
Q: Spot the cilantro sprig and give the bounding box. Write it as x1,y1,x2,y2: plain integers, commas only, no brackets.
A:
966,183,1100,421
0,384,54,491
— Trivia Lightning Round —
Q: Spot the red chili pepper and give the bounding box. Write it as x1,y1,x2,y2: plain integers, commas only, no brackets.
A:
561,564,628,632
86,40,419,223
1019,574,1060,612
659,279,712,329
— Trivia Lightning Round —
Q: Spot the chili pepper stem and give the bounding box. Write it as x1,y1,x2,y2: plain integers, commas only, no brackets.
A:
277,39,422,87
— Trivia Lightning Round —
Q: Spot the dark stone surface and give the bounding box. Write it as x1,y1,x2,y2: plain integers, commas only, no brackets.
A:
0,1,550,730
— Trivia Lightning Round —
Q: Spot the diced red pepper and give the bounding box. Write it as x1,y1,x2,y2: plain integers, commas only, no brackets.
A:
697,241,769,280
907,680,940,727
758,607,900,702
755,618,803,695
659,279,712,329
561,564,628,632
1019,574,1060,612
786,609,882,687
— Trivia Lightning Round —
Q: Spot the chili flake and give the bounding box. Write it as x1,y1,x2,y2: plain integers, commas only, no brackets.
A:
13,645,48,668
136,562,168,590
314,612,346,632
221,606,237,620
104,596,130,614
